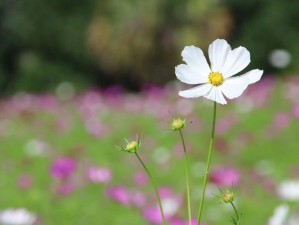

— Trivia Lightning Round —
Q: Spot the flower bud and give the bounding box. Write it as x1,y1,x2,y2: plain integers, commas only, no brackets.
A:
171,118,185,131
126,141,139,153
222,191,234,203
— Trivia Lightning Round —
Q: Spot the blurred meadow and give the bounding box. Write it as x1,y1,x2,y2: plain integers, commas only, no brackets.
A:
0,0,299,225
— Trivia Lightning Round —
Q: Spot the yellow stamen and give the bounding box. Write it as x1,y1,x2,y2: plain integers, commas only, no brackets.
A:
208,72,224,86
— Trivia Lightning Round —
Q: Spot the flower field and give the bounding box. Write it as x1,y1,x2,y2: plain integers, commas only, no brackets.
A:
0,77,299,225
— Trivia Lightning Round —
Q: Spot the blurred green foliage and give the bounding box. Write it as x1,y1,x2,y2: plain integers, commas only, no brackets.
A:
0,0,298,94
224,0,299,73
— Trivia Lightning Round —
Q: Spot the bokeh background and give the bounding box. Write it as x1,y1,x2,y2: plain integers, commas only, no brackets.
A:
0,0,299,225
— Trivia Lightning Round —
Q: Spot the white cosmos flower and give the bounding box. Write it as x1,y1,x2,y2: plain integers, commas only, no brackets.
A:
175,39,263,104
267,204,289,225
0,208,36,225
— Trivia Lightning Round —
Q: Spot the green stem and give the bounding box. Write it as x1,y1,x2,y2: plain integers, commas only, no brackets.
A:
135,152,167,225
179,129,192,225
231,202,240,225
197,101,217,225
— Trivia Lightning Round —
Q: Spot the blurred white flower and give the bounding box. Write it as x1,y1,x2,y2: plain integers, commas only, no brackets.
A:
267,204,289,225
24,139,49,157
56,82,75,101
0,208,36,225
161,198,180,217
277,180,299,201
175,39,263,104
269,49,291,69
152,147,170,164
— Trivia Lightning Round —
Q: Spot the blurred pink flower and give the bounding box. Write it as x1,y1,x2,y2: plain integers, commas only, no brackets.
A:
216,116,238,135
142,207,167,224
106,186,131,206
86,167,112,184
130,191,147,207
56,183,75,196
142,187,182,224
273,112,290,130
50,157,77,180
293,104,299,119
84,118,108,138
142,84,166,100
170,218,206,225
104,85,124,106
36,94,59,111
134,172,149,187
17,174,33,189
209,166,240,187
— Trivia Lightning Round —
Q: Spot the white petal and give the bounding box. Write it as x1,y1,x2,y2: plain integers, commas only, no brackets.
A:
179,83,211,98
208,39,231,72
222,46,250,78
204,87,227,104
220,74,250,99
242,69,263,84
181,46,211,77
175,64,208,84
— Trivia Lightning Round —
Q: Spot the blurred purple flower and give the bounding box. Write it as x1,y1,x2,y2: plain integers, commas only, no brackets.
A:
106,186,131,206
209,166,240,187
50,157,77,180
86,166,112,184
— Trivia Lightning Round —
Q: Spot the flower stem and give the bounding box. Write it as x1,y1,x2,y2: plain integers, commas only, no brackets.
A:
197,101,217,225
179,129,192,225
135,152,167,225
231,202,240,225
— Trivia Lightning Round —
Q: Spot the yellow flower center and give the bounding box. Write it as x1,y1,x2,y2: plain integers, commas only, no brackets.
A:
208,72,224,86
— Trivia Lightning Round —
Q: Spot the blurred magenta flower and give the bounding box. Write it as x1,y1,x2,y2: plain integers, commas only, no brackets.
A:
106,186,131,206
86,166,112,184
50,157,77,180
209,166,240,187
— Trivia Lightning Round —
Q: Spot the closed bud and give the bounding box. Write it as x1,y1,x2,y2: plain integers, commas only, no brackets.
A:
126,141,139,153
171,118,185,131
223,191,234,203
